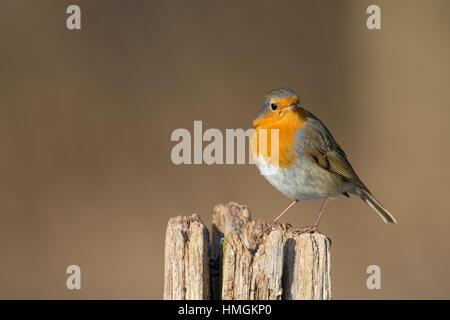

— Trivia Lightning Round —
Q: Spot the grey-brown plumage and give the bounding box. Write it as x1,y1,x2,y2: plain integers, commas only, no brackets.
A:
296,110,397,224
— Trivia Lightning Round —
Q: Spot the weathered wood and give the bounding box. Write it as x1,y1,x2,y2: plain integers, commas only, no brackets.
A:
164,202,331,300
219,215,285,300
163,214,210,300
282,231,331,299
221,226,286,300
210,202,252,299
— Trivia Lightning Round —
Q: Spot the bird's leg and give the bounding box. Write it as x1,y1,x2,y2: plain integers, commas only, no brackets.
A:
301,197,329,233
264,200,298,232
314,197,329,228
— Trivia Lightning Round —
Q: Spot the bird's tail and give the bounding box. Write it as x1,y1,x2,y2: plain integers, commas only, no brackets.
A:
359,189,397,224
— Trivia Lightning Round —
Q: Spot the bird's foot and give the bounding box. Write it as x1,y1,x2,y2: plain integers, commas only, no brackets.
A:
299,225,320,233
256,220,278,243
264,221,277,233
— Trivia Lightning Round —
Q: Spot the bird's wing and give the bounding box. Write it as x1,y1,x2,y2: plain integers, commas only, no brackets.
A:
296,110,368,190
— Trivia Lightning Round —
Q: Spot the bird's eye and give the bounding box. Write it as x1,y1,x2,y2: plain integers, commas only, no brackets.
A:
270,103,278,111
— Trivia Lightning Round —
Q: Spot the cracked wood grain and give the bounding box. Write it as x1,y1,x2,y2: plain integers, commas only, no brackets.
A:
163,214,210,299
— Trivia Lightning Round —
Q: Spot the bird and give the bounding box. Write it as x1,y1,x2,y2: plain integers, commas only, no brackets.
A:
251,87,397,232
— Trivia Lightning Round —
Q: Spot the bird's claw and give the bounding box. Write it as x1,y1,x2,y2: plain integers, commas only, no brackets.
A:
264,222,276,233
256,221,277,243
299,225,320,233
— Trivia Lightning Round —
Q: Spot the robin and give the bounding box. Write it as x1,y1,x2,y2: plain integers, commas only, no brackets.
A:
251,87,397,232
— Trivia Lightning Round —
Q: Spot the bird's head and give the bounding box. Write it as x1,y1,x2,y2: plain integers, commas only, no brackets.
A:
253,87,302,128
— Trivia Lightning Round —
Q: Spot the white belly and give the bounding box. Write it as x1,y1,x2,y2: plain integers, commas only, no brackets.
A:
255,154,349,201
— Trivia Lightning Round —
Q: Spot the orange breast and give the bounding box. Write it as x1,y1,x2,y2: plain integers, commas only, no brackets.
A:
251,108,308,168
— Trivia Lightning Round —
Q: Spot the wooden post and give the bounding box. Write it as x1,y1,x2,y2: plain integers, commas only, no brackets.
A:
282,231,331,300
163,214,210,300
163,202,331,300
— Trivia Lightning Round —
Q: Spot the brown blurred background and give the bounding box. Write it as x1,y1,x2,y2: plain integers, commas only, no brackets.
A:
0,0,449,299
